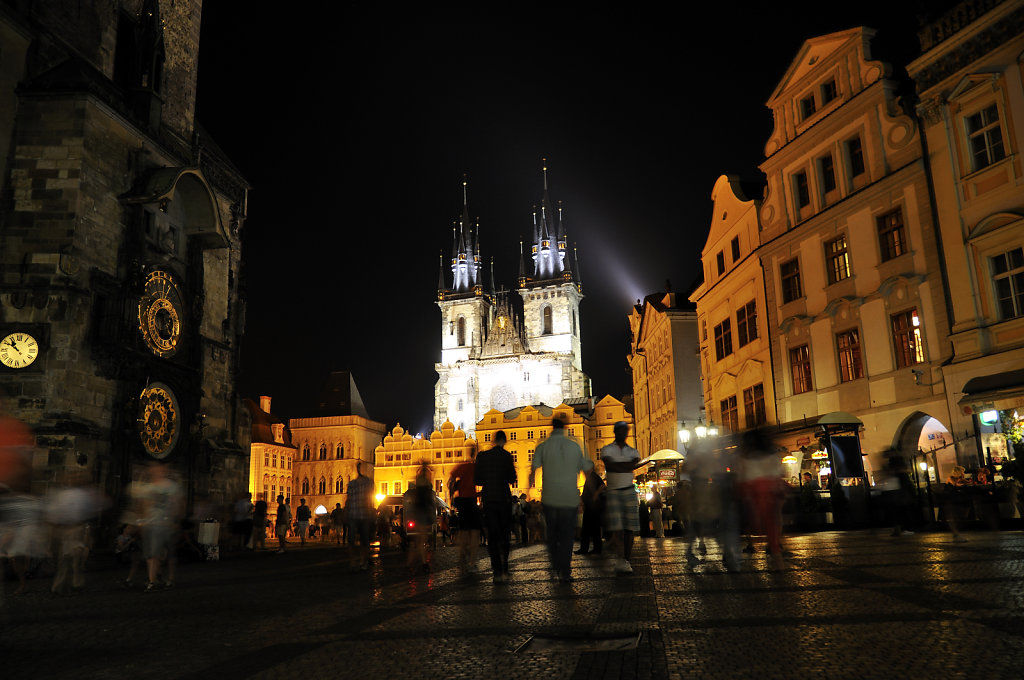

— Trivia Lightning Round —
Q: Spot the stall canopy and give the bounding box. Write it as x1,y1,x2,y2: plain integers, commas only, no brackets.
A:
638,449,684,466
958,368,1024,414
817,411,864,427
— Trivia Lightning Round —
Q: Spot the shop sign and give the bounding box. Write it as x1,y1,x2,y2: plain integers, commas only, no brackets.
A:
658,468,676,479
810,451,829,460
796,437,810,446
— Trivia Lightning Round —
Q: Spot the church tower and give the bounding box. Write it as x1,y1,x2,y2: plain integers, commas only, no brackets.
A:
518,160,583,371
435,179,493,430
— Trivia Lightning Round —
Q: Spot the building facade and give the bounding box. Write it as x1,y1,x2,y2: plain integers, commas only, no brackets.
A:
245,396,296,523
373,420,477,505
628,288,703,458
908,0,1024,471
0,1,251,520
434,167,590,438
689,175,775,443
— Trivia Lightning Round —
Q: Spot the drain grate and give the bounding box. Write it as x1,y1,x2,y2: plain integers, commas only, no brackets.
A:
514,632,642,653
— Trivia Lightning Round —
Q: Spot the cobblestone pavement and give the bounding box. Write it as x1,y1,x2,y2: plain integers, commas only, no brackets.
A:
2,528,1023,679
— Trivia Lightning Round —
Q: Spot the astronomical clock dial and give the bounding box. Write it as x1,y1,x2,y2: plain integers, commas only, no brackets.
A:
138,269,184,357
0,332,39,369
138,383,180,459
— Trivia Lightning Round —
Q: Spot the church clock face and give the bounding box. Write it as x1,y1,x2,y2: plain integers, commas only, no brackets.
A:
138,383,180,459
0,332,39,369
138,269,184,357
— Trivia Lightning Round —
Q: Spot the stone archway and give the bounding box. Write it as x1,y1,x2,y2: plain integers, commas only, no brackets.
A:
893,411,955,479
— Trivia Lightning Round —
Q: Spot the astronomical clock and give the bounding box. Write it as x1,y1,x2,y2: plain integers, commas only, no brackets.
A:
138,382,180,460
137,269,185,358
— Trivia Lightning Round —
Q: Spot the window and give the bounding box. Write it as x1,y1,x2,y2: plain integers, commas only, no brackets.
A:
800,94,816,120
264,452,269,466
445,450,452,458
336,478,344,493
780,259,802,303
336,444,344,459
836,329,863,382
542,306,553,335
701,319,707,342
302,444,310,461
527,430,534,439
789,345,813,394
793,171,810,209
713,320,733,361
821,78,838,105
456,398,463,411
301,478,310,495
319,444,326,460
993,247,1024,319
435,480,443,494
965,104,1005,171
736,300,758,348
731,236,740,261
394,481,402,495
818,153,836,194
539,431,546,439
483,433,491,442
510,432,518,441
877,208,907,261
457,316,466,346
892,309,924,368
846,136,865,178
272,453,277,468
380,483,388,495
743,384,767,429
716,250,725,275
825,235,850,284
720,395,738,433
318,478,326,494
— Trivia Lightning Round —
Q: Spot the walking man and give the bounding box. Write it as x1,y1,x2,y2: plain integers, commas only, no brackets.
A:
330,503,344,544
529,417,593,583
475,430,517,583
600,421,642,574
295,498,312,546
274,495,291,554
345,462,374,570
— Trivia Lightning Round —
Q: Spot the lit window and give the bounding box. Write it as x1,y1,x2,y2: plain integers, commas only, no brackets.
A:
743,384,766,429
966,104,1005,171
892,309,925,368
527,430,534,439
264,452,269,466
272,453,277,468
484,433,491,442
836,329,863,382
318,478,326,494
380,483,388,495
780,259,802,303
877,208,907,261
510,432,518,441
394,482,402,495
736,300,758,348
825,235,850,284
992,248,1024,319
789,345,813,394
301,478,310,494
713,320,733,361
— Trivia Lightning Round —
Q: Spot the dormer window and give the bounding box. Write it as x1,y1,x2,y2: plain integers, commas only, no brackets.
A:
821,79,838,106
800,95,816,121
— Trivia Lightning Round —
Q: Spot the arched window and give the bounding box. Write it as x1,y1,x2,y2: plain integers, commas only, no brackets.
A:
336,443,344,459
457,316,466,346
319,443,327,460
301,478,310,494
335,478,344,493
302,444,310,461
542,306,553,335
318,478,326,494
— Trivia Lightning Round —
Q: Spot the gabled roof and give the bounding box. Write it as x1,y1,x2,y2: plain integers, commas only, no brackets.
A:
766,28,868,104
243,399,295,448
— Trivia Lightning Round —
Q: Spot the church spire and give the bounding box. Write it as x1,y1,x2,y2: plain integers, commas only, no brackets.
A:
529,158,565,282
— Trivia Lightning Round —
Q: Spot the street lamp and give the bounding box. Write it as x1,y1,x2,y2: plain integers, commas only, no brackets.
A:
695,422,707,438
678,428,691,444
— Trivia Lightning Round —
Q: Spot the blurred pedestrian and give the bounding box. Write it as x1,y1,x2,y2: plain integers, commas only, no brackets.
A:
295,498,312,546
230,492,254,550
649,488,665,539
517,493,529,544
134,463,184,591
681,439,716,564
576,466,605,555
345,461,374,570
252,497,268,550
448,448,480,574
530,416,593,583
404,464,436,573
274,495,291,554
47,469,104,594
475,430,517,583
738,429,786,570
331,503,345,545
600,421,642,575
511,495,524,543
376,503,392,550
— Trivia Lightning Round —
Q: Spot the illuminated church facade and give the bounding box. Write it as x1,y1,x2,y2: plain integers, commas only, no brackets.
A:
434,166,591,438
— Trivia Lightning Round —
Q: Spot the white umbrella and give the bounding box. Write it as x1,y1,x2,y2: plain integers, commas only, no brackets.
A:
638,449,685,465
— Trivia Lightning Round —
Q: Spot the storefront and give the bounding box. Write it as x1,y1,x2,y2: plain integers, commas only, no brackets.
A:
958,368,1024,477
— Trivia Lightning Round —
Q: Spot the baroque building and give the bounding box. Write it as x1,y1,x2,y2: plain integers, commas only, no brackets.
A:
244,396,295,523
434,165,590,438
627,285,704,458
0,1,250,518
907,0,1024,470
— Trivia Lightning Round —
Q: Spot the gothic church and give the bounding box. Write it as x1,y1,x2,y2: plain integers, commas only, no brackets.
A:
434,165,591,438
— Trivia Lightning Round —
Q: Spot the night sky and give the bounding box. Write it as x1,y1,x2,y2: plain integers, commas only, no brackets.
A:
194,2,929,433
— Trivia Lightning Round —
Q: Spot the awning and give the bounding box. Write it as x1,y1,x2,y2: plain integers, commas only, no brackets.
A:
638,449,684,466
958,368,1024,414
817,411,863,426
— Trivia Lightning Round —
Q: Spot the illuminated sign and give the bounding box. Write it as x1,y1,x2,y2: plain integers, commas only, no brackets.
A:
979,410,999,426
810,451,829,460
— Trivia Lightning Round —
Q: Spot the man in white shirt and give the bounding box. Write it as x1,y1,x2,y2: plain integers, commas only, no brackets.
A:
600,422,642,574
